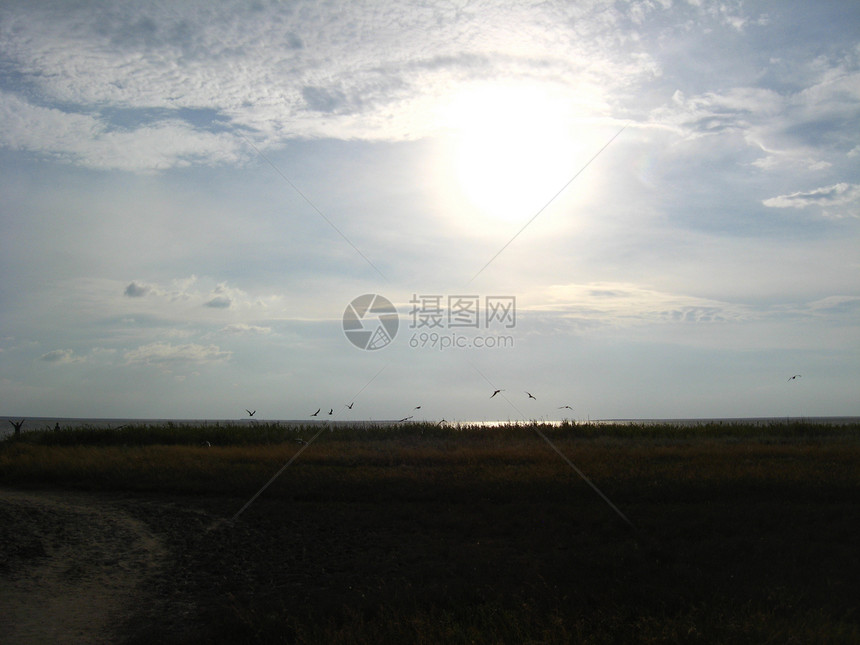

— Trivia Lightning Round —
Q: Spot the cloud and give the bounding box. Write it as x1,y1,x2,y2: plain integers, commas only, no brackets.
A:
38,349,82,364
123,342,231,367
655,87,783,138
0,1,658,171
116,276,283,319
203,282,253,310
167,275,199,301
807,295,860,315
762,182,860,216
536,282,752,328
124,281,152,297
221,323,272,334
0,92,244,172
302,86,351,113
204,296,232,309
651,39,859,175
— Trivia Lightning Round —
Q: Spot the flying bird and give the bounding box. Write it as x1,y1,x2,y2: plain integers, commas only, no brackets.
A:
398,415,413,422
311,408,320,417
347,402,354,409
490,389,504,398
245,409,256,417
788,374,802,381
526,392,536,400
328,409,333,415
414,405,422,410
558,405,573,410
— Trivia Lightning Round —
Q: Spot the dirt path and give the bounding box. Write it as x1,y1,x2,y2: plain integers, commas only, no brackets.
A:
0,489,169,645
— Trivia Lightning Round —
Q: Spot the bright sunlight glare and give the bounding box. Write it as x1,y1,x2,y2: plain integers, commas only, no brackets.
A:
442,83,597,225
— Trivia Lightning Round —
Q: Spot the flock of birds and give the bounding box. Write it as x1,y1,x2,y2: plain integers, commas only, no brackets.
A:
239,374,806,424
239,389,577,424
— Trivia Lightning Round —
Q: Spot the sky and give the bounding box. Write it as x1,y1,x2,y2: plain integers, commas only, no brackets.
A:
1,0,859,422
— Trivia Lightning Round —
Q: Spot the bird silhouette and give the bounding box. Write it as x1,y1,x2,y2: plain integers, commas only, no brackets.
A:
311,408,320,417
398,415,413,422
328,409,333,415
788,374,802,381
246,409,256,417
414,405,422,410
558,405,573,410
526,392,536,400
490,389,504,398
347,402,354,409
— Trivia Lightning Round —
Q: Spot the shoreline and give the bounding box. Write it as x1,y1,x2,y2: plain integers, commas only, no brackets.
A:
3,414,859,434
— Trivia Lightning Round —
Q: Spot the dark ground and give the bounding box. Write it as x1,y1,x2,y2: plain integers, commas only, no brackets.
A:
2,431,859,644
119,480,859,643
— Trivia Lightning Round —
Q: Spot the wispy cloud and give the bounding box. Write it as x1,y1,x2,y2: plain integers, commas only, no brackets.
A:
650,39,860,177
763,182,860,217
221,323,272,335
657,87,783,138
0,92,243,172
807,295,860,315
37,349,83,364
535,282,753,327
121,277,272,313
123,342,231,368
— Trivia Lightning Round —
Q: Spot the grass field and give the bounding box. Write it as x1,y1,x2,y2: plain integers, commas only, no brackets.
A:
2,421,859,643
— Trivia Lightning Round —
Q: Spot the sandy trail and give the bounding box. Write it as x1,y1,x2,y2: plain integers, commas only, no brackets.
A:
0,489,169,645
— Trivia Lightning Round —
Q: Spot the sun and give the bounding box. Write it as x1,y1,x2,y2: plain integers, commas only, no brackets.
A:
440,82,597,226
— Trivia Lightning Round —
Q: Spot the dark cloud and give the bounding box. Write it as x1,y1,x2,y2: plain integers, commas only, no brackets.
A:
101,107,231,134
205,296,232,308
102,12,194,52
301,86,351,113
124,281,150,297
284,32,303,49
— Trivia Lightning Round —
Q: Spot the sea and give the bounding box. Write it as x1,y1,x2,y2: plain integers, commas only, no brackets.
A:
2,415,859,439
